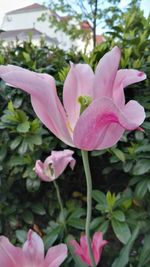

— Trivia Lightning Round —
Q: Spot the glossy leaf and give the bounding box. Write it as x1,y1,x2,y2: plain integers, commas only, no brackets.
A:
112,226,140,267
111,219,131,244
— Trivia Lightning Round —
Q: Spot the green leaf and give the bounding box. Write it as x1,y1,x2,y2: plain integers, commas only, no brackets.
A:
0,54,4,64
23,52,31,62
22,210,34,224
135,179,148,199
9,155,30,166
32,135,42,145
91,150,107,156
147,180,150,192
68,208,86,219
67,218,85,230
133,159,150,175
138,235,150,267
135,144,150,153
16,110,28,121
106,191,116,211
111,219,131,244
113,210,126,222
112,226,140,267
10,136,22,150
121,199,132,210
18,139,28,154
135,131,144,141
90,217,105,230
31,203,46,215
143,122,150,130
92,190,107,205
8,101,14,112
0,146,7,161
16,230,27,243
26,178,40,192
98,220,109,234
44,226,61,250
112,148,125,162
9,216,18,228
123,161,133,173
1,113,18,123
17,121,30,133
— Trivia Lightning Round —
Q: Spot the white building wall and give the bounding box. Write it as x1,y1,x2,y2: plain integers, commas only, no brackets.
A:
1,9,92,52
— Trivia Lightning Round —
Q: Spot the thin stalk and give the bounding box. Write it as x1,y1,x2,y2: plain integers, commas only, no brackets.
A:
53,180,67,232
81,150,96,267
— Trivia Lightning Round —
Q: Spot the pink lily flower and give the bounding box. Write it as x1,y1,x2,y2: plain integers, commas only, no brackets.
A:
0,229,67,267
0,47,146,150
70,232,107,266
34,149,76,182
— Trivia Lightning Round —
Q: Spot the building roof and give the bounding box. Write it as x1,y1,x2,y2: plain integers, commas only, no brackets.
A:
80,21,92,30
6,3,46,15
96,35,106,44
0,28,58,44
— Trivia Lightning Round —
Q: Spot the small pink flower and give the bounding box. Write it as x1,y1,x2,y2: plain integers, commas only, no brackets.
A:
0,229,67,267
0,47,146,150
70,232,107,266
34,149,76,182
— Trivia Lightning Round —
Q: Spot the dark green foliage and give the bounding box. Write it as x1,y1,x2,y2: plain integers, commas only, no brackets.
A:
0,3,150,266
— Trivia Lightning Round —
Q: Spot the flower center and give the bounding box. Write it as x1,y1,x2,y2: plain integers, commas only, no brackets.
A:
44,163,54,178
78,95,92,114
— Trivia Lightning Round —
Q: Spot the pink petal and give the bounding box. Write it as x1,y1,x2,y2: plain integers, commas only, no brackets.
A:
120,100,145,129
0,64,26,75
70,233,107,267
35,150,76,182
74,97,145,151
80,235,88,252
113,69,147,106
92,232,108,264
73,98,125,150
49,149,76,178
63,63,94,129
22,229,44,265
94,46,121,99
0,65,73,146
44,244,67,267
79,236,91,265
34,160,52,182
0,236,26,267
70,237,90,266
69,240,82,255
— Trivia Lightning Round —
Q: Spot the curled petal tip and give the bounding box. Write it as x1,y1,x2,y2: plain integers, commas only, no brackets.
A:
137,71,147,80
113,45,121,53
138,71,144,77
136,127,145,132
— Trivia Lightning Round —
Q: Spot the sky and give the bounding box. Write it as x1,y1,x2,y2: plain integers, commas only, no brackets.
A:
0,0,149,28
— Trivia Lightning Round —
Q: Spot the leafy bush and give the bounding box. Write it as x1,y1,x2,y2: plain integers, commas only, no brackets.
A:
0,4,150,266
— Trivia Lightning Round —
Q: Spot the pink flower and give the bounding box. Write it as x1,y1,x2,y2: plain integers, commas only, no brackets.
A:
34,149,76,182
0,229,67,267
70,232,107,266
0,47,146,150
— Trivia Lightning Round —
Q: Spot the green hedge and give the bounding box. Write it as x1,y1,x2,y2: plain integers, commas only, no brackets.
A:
0,5,150,266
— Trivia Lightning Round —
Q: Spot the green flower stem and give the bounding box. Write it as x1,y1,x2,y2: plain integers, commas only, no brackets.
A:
81,150,96,267
53,180,67,232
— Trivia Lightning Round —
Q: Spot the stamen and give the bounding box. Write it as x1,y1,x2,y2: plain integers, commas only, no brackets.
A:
44,163,54,177
67,120,73,133
78,95,92,114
